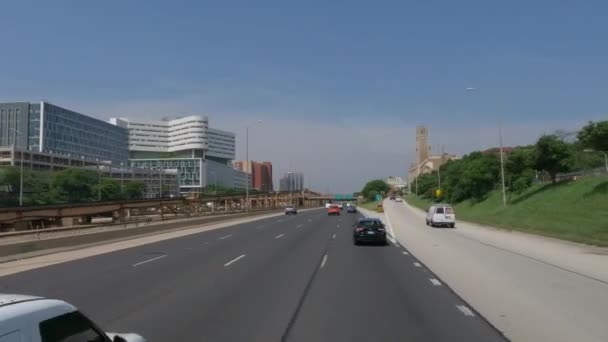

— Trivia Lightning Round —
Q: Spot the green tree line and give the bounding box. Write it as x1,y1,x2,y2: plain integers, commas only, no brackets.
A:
0,168,146,207
414,120,607,203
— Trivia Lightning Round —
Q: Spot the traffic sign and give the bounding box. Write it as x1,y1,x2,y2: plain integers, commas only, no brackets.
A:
375,194,382,202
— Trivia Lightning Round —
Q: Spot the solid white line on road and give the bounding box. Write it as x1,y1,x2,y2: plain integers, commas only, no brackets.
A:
133,255,167,267
224,254,246,267
383,205,397,240
296,224,304,228
456,305,475,317
402,251,409,255
429,278,442,286
413,262,422,267
275,233,284,239
219,234,232,240
320,254,328,269
332,233,336,239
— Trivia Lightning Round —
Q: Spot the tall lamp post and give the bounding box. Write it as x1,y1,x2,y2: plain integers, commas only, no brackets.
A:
466,87,507,207
584,149,608,172
210,171,217,195
9,128,24,206
245,120,262,211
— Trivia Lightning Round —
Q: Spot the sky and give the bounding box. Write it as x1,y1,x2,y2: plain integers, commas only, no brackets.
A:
1,0,607,193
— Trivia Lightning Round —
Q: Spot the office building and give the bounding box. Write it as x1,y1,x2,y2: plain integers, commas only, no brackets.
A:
0,146,179,198
279,172,304,192
111,115,240,194
0,101,128,163
234,161,273,192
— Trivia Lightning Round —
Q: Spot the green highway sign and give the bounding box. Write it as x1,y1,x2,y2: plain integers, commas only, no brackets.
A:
334,194,354,200
375,194,382,202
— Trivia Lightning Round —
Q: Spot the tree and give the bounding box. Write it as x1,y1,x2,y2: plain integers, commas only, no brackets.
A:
123,181,146,200
577,120,608,152
94,178,122,201
361,179,389,201
50,168,98,203
505,146,535,192
534,135,574,183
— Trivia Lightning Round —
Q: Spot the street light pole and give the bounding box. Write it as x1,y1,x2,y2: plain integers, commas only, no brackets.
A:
96,158,101,201
499,121,507,207
10,128,24,206
245,120,262,211
466,87,507,207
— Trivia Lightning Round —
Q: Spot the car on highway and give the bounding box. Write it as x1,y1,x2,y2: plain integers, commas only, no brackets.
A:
389,195,396,200
337,203,344,210
347,205,357,213
325,202,332,209
426,204,456,228
327,205,341,216
353,218,387,245
395,197,403,202
0,293,146,342
284,205,298,215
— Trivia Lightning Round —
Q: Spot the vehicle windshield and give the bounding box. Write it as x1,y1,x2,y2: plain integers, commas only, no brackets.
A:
1,2,603,341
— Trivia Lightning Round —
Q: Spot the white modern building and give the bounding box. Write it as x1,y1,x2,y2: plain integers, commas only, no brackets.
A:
110,115,244,194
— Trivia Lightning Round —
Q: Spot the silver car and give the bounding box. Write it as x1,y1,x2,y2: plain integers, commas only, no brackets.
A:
285,206,298,215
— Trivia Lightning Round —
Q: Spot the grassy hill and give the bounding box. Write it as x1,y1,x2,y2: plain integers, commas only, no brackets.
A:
406,177,608,246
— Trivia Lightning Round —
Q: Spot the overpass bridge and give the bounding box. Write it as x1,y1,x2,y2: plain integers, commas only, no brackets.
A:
0,191,332,231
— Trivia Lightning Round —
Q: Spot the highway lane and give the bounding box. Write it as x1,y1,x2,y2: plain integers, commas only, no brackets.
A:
0,208,505,341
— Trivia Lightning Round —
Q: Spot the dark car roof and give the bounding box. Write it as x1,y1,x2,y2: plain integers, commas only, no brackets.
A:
358,218,382,222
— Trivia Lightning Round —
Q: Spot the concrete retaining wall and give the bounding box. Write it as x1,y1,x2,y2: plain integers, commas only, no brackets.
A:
0,209,281,259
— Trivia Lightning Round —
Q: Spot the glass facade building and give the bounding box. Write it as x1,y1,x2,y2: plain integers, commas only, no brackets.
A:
0,102,128,163
130,158,204,189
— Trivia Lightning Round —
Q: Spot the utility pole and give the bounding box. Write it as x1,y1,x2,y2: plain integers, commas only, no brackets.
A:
97,159,101,201
499,121,507,207
10,128,24,206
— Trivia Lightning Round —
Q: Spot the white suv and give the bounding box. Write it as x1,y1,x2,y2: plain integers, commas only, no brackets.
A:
0,294,145,342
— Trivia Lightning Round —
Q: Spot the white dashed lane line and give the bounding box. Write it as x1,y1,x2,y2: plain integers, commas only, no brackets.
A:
413,262,422,268
275,233,284,239
224,254,246,267
456,305,475,317
429,278,442,286
320,254,328,269
332,233,336,239
219,234,233,240
401,251,409,255
296,224,304,228
132,255,167,267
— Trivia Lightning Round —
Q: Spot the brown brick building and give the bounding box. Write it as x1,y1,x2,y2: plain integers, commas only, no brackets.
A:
234,160,274,192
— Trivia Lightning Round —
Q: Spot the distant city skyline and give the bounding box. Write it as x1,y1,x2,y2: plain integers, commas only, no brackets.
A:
2,1,607,192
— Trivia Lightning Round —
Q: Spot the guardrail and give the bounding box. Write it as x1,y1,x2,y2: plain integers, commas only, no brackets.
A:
0,207,290,260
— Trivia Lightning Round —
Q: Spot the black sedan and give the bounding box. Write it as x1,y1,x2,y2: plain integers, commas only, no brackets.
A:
347,206,357,213
353,218,387,245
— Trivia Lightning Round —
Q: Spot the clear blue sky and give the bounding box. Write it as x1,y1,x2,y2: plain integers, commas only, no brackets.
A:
1,1,606,192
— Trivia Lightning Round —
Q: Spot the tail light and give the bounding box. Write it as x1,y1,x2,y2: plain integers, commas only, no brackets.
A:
355,227,364,232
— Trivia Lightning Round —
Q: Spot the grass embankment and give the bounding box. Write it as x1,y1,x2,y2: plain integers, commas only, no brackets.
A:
406,177,608,246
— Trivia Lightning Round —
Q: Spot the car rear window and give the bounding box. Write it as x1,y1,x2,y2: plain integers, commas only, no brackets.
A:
358,220,382,228
435,207,444,214
39,311,107,342
445,207,454,214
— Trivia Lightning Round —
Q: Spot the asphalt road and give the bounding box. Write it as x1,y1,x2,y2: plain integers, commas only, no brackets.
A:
0,208,506,342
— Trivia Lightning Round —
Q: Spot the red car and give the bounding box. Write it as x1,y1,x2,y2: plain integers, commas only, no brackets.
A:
327,205,341,216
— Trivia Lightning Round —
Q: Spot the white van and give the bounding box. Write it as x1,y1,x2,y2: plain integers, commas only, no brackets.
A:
0,293,145,342
426,204,456,228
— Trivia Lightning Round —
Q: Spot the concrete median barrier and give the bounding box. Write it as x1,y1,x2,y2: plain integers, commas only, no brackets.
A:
0,209,282,260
